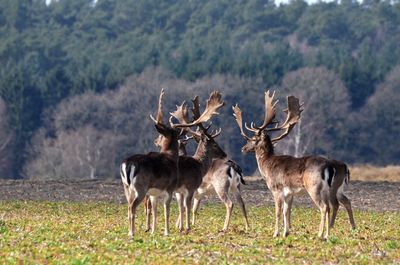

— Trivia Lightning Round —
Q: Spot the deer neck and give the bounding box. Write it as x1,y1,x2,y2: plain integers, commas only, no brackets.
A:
160,137,179,161
255,139,274,174
193,142,213,172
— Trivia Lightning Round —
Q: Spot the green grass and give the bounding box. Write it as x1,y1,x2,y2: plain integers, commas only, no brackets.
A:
0,201,399,264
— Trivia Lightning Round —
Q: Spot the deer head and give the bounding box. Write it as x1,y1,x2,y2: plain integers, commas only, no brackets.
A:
153,90,226,158
233,90,303,153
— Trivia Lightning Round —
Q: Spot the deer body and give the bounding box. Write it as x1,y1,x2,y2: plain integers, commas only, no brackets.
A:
251,137,336,238
192,157,249,231
174,137,225,232
146,91,226,233
328,160,356,229
120,122,180,237
233,90,353,239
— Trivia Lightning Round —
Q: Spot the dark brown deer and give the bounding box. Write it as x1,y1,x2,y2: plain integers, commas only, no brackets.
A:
120,89,219,237
233,90,348,239
143,134,190,232
151,92,227,232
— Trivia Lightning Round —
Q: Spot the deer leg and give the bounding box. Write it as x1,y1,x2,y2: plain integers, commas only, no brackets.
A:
338,193,356,229
163,194,172,236
128,191,145,237
184,192,194,232
145,196,152,232
325,204,331,239
273,194,283,237
192,195,202,226
283,194,293,237
317,202,330,239
149,196,158,234
175,192,184,231
329,196,339,229
287,195,293,230
216,187,233,232
233,186,249,231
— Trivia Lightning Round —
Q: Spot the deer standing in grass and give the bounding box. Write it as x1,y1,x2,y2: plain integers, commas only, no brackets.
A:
120,89,210,237
328,160,356,230
148,91,227,233
233,91,350,239
173,95,249,232
189,96,250,232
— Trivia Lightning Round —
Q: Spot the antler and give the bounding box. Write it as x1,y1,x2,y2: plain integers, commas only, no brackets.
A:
232,104,251,140
169,101,201,137
150,88,165,124
172,91,224,128
269,95,304,143
190,93,224,139
170,101,190,125
254,90,279,131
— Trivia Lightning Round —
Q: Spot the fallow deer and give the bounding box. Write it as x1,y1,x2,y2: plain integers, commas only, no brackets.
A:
189,96,250,232
191,157,250,232
328,160,356,230
120,89,180,237
143,134,190,232
233,90,346,239
152,92,227,232
120,89,216,237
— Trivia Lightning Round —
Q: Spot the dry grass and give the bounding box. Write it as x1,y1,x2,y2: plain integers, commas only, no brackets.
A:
350,165,400,182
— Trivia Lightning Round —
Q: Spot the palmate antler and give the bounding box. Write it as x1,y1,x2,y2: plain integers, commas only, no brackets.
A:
189,93,223,139
169,91,224,139
171,91,225,132
233,90,303,143
268,95,304,143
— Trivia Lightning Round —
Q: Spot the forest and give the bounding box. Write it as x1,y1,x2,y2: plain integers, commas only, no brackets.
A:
0,0,399,179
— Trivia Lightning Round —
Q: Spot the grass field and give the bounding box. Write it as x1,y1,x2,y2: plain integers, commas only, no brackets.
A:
0,201,399,264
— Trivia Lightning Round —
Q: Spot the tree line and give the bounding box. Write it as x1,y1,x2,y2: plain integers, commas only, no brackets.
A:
0,0,399,178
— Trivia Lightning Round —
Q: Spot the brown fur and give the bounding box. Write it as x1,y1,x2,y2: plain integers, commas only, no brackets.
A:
243,132,340,239
192,157,250,231
121,123,180,237
328,160,356,230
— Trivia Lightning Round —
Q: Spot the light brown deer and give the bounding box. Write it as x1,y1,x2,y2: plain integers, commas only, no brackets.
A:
328,160,356,230
233,90,347,239
189,96,249,232
192,157,250,232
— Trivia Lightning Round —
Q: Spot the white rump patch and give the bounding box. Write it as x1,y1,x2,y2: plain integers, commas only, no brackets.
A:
120,163,129,186
323,168,330,189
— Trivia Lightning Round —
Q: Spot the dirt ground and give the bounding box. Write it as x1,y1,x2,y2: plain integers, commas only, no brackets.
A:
0,177,399,212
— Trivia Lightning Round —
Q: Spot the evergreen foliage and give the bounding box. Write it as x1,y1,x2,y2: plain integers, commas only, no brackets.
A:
0,0,399,178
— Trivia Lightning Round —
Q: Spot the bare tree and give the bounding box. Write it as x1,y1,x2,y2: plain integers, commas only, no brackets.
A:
275,67,351,159
23,67,264,179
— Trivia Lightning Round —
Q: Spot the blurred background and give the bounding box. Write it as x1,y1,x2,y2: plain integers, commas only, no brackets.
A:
0,0,399,180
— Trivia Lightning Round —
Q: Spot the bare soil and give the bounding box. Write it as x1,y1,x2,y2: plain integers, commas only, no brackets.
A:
0,178,399,212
